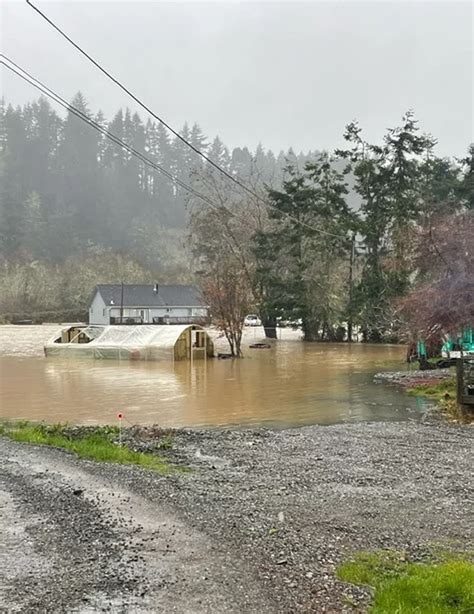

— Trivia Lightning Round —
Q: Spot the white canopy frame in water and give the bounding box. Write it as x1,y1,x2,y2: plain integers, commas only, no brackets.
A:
44,324,214,362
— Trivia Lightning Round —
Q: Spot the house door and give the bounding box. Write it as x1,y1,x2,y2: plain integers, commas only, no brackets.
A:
140,309,147,323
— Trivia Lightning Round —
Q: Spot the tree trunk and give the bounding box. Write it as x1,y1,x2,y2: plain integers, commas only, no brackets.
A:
234,330,243,357
302,318,320,341
224,330,236,356
347,321,353,343
263,317,277,339
368,328,382,343
320,323,328,341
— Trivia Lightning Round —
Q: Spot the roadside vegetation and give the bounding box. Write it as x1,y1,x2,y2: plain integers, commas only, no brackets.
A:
406,377,473,423
337,548,474,613
0,421,179,474
407,378,456,400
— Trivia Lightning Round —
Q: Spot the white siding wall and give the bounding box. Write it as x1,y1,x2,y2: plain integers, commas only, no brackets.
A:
89,292,107,325
89,294,209,325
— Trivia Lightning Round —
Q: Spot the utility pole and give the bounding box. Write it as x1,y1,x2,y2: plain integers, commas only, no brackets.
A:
347,234,355,343
120,281,124,325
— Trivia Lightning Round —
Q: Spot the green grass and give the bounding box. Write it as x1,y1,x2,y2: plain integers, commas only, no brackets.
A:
373,561,474,613
406,378,472,422
338,550,410,586
407,378,456,400
1,421,172,474
337,549,474,613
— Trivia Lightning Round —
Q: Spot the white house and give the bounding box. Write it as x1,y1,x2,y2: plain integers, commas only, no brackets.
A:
89,284,209,325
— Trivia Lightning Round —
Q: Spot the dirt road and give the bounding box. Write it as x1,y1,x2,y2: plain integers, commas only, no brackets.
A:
0,438,275,613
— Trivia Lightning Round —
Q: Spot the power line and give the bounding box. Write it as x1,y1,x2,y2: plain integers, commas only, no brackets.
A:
26,0,352,241
24,0,266,202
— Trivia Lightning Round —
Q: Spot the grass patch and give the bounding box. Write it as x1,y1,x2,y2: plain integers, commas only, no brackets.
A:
337,549,474,613
407,378,473,422
338,550,410,586
156,434,174,450
1,421,173,474
407,378,456,400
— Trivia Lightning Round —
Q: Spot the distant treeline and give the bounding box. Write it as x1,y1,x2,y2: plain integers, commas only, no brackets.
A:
0,93,319,269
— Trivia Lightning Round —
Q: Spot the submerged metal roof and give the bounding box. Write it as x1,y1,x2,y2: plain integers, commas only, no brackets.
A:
93,284,207,308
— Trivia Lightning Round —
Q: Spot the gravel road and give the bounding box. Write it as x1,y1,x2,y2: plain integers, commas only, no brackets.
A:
1,420,473,613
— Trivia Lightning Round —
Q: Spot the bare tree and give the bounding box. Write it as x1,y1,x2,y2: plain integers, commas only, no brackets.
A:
188,165,270,352
397,211,473,342
202,261,253,357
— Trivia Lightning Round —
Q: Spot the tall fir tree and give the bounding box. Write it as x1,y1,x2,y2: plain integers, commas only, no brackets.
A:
255,153,353,340
0,104,29,255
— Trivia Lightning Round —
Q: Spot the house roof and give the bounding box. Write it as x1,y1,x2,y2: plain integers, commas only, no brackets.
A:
92,284,207,308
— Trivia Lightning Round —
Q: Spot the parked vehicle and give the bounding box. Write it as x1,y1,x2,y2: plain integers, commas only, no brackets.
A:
244,314,262,327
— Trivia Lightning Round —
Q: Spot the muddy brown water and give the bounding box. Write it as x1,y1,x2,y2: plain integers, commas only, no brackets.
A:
0,325,427,427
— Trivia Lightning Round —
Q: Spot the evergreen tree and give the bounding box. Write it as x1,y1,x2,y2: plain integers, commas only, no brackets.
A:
0,104,28,254
57,92,103,248
231,147,252,178
189,123,208,157
170,122,193,227
458,144,474,210
103,109,125,171
23,191,48,258
151,122,174,223
255,153,353,340
208,136,230,169
24,97,61,197
337,112,437,341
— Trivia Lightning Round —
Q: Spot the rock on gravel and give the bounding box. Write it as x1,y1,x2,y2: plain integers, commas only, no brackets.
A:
374,369,452,383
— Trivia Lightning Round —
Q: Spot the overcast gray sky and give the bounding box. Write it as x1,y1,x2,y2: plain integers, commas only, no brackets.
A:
1,1,472,157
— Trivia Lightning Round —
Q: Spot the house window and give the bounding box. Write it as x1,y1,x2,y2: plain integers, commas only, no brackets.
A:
166,308,172,313
103,308,106,316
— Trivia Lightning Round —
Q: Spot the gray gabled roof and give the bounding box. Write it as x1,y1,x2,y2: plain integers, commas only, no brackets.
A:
92,284,207,308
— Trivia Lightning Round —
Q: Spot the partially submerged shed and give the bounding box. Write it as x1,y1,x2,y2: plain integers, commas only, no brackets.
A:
44,324,214,361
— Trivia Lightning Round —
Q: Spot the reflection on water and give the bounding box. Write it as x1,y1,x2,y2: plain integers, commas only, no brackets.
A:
0,325,427,427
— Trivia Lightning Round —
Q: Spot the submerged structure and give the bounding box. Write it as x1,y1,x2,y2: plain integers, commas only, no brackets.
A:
44,324,214,361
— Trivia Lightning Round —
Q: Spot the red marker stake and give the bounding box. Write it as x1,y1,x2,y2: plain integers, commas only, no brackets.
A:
117,412,124,446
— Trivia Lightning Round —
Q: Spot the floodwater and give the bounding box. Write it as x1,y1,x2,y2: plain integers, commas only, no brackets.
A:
0,325,427,427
